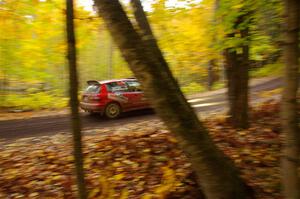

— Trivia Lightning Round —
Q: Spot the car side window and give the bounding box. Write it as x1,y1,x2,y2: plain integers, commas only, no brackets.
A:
126,81,142,92
106,81,129,93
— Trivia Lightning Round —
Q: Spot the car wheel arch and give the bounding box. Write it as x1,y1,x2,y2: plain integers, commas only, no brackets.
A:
104,101,122,119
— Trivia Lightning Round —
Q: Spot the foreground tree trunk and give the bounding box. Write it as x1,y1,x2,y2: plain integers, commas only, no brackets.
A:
66,0,87,198
129,0,171,72
94,0,252,198
224,16,249,129
281,0,300,198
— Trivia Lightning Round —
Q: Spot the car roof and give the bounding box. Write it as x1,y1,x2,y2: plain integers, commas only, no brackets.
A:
87,78,137,85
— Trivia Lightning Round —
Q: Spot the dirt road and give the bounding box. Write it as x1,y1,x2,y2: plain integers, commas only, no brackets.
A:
0,77,282,140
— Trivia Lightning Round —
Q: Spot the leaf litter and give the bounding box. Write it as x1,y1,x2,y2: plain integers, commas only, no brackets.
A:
0,101,288,198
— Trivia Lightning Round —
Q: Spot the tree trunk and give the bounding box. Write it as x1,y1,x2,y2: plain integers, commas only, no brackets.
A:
107,35,114,79
130,0,154,38
281,0,300,198
207,0,220,91
225,51,249,129
66,0,87,198
239,27,249,129
130,0,172,73
207,59,217,91
224,18,249,129
94,0,253,198
224,39,237,118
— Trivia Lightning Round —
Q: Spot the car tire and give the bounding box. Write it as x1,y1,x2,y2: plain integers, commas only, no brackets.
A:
104,102,121,119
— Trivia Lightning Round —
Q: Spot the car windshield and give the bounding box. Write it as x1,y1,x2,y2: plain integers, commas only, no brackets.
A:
106,81,128,92
85,84,100,94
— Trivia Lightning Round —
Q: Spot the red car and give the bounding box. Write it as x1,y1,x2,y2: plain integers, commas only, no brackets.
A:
80,78,150,118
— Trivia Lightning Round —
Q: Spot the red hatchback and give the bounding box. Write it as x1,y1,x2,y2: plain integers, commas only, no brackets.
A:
80,78,150,118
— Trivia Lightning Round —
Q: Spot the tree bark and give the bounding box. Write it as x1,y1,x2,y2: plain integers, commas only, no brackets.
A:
224,38,237,118
107,35,114,79
239,27,249,129
94,1,252,198
224,16,249,129
66,0,87,198
207,59,217,91
281,0,300,198
207,0,220,91
130,0,154,39
129,0,172,75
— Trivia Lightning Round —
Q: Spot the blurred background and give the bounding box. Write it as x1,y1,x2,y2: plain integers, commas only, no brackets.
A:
0,0,282,112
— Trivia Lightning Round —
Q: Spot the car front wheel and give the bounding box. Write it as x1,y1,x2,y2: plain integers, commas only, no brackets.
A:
104,103,121,119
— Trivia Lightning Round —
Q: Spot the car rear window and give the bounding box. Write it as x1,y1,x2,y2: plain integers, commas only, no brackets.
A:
85,85,100,94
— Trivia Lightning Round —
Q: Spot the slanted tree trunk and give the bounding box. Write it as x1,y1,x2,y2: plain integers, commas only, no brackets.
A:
94,0,253,198
130,0,171,71
224,16,249,129
281,0,300,198
66,0,87,198
130,0,185,94
130,0,153,38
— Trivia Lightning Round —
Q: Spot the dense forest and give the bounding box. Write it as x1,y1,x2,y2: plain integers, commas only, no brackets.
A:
0,0,283,111
0,0,299,198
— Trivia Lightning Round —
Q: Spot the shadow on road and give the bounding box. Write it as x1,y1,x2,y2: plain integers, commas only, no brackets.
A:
83,108,155,121
0,108,157,140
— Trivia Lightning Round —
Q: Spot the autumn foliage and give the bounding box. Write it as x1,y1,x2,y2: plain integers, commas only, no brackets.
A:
0,101,289,198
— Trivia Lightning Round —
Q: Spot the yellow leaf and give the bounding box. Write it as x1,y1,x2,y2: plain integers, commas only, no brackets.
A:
52,175,62,181
113,173,124,181
120,189,129,199
232,4,243,9
142,194,153,199
88,188,100,198
112,162,121,167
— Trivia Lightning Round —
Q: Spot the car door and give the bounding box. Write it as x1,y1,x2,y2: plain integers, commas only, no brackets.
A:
106,81,138,110
125,80,147,108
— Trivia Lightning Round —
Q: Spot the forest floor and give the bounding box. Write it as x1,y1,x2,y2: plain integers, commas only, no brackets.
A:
0,100,288,199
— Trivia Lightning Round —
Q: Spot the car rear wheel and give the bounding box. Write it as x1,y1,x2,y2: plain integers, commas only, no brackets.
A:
104,103,121,119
